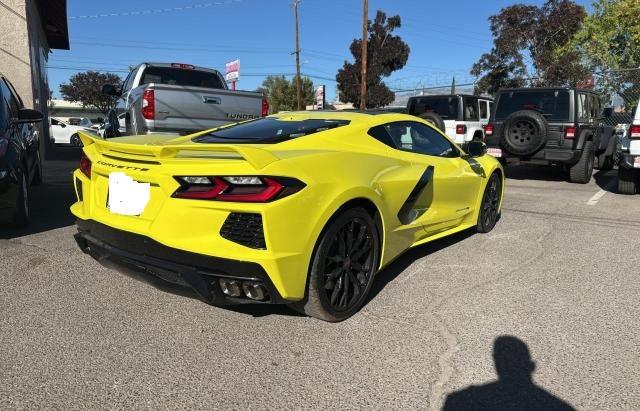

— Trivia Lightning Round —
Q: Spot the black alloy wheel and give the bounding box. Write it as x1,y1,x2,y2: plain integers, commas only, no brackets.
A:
296,208,380,321
321,218,375,311
70,134,82,147
477,173,502,233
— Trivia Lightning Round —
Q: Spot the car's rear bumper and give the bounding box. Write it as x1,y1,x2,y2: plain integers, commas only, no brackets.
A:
74,219,290,305
486,144,581,164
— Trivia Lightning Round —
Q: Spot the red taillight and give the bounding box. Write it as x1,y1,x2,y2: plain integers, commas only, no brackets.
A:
484,124,494,136
79,154,91,178
456,124,467,134
171,63,195,69
0,139,8,157
141,89,155,120
630,124,640,139
261,98,269,117
565,126,576,139
173,176,303,203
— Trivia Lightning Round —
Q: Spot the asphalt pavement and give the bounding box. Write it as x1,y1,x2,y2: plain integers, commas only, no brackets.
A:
1,148,639,409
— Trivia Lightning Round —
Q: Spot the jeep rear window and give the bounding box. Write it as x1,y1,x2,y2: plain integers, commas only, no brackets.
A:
412,96,459,119
495,90,570,121
140,67,225,89
193,118,350,144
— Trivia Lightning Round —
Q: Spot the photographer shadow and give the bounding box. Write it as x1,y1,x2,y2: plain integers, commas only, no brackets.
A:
443,336,575,411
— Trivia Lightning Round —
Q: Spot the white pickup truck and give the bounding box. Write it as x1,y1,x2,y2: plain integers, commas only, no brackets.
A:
103,62,268,136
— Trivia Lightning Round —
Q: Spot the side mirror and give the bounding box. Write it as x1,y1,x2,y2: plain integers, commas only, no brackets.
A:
466,141,487,158
602,107,613,118
16,108,43,124
101,84,121,96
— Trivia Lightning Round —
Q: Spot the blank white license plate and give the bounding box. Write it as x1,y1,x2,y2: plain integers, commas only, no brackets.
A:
487,148,502,158
107,172,150,216
634,157,640,168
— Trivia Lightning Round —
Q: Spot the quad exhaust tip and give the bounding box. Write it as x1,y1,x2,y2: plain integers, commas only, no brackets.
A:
218,279,267,301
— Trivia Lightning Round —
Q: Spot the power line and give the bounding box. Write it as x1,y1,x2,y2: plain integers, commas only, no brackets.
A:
69,0,242,20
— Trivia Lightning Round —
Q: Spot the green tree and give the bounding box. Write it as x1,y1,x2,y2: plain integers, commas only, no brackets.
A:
569,0,640,106
336,10,410,108
59,71,122,115
257,75,314,113
472,0,588,95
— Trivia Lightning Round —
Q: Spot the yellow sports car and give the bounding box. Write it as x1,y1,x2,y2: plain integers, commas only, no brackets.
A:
71,111,503,321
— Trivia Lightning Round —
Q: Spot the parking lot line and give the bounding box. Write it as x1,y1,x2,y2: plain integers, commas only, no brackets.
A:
586,180,615,205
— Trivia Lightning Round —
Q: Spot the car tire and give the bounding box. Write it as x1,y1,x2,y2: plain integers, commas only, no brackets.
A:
31,150,43,186
617,167,638,195
11,170,29,227
501,110,548,156
295,208,380,322
419,112,446,132
477,172,502,233
568,140,595,184
70,133,82,147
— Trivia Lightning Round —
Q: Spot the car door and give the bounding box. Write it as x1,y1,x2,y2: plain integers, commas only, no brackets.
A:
380,121,484,238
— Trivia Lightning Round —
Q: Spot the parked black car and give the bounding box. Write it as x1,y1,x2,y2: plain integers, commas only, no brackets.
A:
0,75,44,226
484,88,615,183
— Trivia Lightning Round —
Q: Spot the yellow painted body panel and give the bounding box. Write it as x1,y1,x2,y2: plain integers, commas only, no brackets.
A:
71,112,503,301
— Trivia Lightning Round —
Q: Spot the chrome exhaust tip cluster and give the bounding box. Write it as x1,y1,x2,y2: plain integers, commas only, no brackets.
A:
218,279,268,301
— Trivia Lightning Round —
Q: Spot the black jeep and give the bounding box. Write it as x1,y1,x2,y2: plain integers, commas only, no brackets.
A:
484,88,615,183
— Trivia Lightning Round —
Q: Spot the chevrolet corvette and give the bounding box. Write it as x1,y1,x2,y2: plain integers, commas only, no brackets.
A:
71,111,503,321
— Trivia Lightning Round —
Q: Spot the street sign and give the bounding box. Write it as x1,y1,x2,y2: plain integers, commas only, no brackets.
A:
225,59,240,87
315,85,325,110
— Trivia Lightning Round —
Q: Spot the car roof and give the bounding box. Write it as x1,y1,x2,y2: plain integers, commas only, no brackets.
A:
498,87,598,94
408,94,493,101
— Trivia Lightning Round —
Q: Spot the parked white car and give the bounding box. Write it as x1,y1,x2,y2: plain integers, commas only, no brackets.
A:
617,103,640,194
49,117,94,146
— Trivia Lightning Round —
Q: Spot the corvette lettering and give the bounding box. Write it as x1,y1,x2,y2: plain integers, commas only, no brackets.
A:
97,160,149,172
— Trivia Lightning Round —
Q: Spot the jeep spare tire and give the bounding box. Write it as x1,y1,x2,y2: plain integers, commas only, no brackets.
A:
501,110,548,156
419,112,446,132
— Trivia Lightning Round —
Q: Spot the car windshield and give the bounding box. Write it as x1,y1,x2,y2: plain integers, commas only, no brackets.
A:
413,96,459,119
140,66,225,89
495,90,570,121
193,118,350,144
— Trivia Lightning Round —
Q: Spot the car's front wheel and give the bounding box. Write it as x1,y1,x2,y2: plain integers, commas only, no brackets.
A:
297,208,380,322
477,172,502,233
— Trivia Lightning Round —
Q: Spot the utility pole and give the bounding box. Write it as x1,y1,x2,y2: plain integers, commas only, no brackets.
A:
360,0,368,110
293,0,302,111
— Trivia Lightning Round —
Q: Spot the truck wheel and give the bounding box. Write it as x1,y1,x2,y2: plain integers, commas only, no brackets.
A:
501,110,548,156
596,135,617,171
617,168,638,195
418,112,445,132
295,208,380,322
569,140,594,184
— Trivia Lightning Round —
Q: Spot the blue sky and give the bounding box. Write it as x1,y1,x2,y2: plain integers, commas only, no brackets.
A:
49,0,591,102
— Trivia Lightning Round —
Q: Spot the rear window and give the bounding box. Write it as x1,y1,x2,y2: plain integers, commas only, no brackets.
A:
194,118,350,144
140,67,225,89
495,90,570,121
412,96,459,119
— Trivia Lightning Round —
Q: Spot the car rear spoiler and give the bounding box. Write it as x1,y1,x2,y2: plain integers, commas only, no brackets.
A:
78,132,279,169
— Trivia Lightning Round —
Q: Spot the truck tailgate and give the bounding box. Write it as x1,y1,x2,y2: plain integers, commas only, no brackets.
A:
149,84,263,133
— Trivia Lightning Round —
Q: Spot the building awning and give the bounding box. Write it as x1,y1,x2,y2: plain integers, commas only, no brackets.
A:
35,0,69,50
